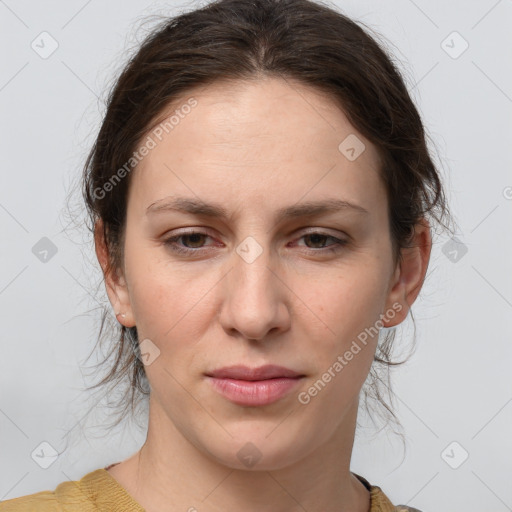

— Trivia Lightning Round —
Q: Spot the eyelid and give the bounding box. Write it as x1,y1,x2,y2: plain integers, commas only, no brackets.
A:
296,226,348,238
162,227,349,257
163,226,348,243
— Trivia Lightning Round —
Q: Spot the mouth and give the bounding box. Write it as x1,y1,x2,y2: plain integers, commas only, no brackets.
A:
205,364,304,380
205,365,306,406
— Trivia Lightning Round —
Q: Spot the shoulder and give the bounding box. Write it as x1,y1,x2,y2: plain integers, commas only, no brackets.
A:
0,490,62,512
0,468,143,512
353,472,424,512
0,478,89,512
371,486,424,512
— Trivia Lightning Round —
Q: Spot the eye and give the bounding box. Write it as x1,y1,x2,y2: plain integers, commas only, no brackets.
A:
163,231,214,255
293,232,348,254
163,229,348,257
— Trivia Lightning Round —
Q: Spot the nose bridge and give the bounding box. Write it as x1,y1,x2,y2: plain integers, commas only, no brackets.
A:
232,234,275,303
221,234,286,340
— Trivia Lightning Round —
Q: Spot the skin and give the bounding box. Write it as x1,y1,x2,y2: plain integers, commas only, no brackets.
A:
95,77,431,512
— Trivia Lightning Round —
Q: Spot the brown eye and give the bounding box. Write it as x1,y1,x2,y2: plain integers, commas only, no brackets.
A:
164,231,213,255
296,232,348,253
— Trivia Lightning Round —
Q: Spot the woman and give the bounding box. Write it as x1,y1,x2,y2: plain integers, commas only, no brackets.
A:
0,0,452,510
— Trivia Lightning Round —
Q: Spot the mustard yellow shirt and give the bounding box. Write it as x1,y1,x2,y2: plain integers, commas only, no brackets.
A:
0,466,420,511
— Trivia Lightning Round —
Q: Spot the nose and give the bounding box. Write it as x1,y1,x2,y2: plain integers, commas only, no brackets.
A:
218,242,291,342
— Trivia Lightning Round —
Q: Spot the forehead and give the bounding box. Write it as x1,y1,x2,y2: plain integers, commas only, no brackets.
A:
128,77,384,215
145,77,376,149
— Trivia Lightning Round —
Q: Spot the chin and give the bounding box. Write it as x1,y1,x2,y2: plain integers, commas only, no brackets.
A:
201,428,313,472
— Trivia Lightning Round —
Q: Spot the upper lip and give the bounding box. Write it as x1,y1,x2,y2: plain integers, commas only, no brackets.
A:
206,365,304,380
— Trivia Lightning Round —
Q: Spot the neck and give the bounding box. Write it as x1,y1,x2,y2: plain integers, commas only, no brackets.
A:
109,395,370,512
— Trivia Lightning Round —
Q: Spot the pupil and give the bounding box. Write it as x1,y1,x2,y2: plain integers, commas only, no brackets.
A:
188,233,203,247
308,234,324,247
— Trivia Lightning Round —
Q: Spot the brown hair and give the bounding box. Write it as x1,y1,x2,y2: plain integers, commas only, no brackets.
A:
77,0,455,440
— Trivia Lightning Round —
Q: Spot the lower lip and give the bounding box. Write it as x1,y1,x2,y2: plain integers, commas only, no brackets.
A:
206,376,303,406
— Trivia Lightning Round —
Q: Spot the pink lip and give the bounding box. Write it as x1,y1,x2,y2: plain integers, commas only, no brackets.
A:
205,365,305,406
207,376,303,406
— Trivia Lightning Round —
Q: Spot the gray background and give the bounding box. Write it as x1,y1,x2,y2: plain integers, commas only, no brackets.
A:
1,0,511,510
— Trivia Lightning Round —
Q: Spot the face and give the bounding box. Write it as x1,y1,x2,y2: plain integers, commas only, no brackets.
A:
98,77,428,470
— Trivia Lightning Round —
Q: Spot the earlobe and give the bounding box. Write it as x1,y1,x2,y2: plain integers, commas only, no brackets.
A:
382,219,432,328
94,220,136,328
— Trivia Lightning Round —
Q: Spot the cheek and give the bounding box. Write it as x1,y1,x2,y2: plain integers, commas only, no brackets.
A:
126,268,214,396
293,265,388,350
125,246,223,357
294,273,385,414
130,272,210,339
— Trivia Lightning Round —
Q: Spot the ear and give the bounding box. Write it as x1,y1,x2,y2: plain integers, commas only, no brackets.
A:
94,219,136,328
382,218,432,328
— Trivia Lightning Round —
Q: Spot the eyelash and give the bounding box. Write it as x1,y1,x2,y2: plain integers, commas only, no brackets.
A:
163,230,348,256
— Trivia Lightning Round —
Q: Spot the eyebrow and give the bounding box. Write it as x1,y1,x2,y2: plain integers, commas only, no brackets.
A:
146,195,369,221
